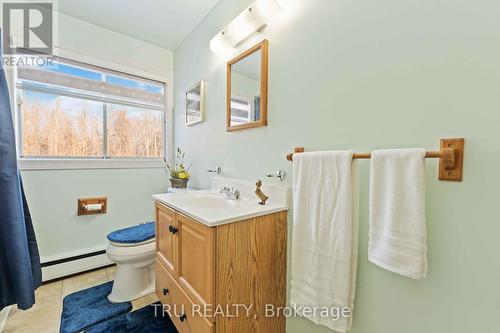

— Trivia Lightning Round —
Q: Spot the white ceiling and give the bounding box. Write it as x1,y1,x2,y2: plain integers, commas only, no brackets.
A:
58,0,221,50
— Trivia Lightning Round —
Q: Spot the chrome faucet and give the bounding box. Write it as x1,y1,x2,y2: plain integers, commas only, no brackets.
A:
219,186,240,200
207,166,222,175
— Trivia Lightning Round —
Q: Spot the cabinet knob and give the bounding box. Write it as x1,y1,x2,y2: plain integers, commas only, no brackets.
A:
180,313,187,322
169,225,178,234
162,288,169,295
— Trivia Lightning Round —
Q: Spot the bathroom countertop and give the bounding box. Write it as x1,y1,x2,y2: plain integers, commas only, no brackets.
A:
152,190,288,227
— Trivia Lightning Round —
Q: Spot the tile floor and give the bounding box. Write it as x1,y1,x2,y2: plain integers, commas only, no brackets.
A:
3,265,158,333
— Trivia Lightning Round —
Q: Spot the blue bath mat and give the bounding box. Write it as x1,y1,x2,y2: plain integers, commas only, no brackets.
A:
60,281,132,333
85,302,177,333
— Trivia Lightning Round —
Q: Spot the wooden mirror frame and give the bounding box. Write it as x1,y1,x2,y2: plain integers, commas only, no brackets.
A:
226,39,269,132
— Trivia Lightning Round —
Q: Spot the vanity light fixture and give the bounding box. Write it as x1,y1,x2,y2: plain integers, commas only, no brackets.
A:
209,0,282,55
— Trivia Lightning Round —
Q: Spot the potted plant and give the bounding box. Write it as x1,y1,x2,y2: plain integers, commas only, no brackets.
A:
167,148,191,189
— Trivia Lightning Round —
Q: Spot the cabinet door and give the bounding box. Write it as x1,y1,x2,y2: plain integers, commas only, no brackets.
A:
156,259,214,333
156,203,178,276
177,213,215,307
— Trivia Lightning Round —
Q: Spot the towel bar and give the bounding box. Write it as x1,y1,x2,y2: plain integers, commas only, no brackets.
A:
286,138,464,181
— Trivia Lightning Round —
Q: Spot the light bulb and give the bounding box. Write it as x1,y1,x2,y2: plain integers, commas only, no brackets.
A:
209,0,283,55
210,32,236,55
255,0,281,20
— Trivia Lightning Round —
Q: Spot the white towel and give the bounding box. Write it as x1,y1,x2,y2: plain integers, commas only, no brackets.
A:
291,151,358,332
369,148,427,279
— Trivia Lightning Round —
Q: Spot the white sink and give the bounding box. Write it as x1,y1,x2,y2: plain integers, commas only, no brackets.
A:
153,178,289,227
165,191,240,209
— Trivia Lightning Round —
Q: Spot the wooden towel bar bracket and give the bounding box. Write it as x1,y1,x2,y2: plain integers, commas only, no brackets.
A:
286,138,465,181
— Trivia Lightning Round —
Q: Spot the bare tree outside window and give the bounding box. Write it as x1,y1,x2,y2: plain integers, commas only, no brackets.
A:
21,92,103,157
107,105,163,158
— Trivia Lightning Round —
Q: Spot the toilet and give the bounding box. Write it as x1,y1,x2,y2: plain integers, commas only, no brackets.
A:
106,222,156,303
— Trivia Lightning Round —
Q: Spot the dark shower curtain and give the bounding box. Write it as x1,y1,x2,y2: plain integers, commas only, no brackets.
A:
0,58,42,310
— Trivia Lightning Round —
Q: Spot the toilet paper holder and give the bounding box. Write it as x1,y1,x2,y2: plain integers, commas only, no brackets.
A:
78,197,107,215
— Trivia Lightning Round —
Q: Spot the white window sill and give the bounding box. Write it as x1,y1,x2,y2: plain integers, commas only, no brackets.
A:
18,158,166,171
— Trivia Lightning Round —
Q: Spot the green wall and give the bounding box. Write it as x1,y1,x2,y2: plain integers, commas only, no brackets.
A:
21,169,168,260
173,0,500,331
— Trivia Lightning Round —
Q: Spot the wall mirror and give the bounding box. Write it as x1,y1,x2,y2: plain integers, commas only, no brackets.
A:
227,39,268,131
185,81,205,125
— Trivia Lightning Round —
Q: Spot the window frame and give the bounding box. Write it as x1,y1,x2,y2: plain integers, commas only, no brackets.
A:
11,53,170,170
230,95,254,125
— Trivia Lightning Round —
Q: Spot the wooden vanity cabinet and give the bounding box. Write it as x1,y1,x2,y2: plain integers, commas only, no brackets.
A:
155,201,287,333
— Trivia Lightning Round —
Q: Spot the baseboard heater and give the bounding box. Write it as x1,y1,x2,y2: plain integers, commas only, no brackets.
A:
41,250,112,282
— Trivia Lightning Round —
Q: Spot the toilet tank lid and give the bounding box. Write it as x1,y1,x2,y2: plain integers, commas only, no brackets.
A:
107,222,155,244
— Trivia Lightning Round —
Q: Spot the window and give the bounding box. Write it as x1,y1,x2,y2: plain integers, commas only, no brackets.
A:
230,96,253,126
15,57,166,164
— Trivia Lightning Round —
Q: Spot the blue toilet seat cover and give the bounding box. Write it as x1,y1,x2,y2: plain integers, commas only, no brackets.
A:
107,222,155,244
